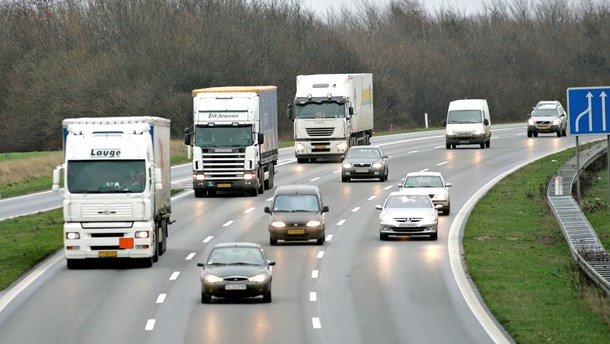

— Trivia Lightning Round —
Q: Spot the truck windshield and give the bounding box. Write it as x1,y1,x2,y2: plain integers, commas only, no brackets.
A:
67,160,146,193
295,102,345,119
447,110,482,124
194,125,253,147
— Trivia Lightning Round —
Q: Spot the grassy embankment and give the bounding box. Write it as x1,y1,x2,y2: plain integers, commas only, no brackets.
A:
1,138,609,342
463,148,610,343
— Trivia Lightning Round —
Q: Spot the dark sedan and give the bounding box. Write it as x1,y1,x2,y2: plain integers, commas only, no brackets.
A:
197,242,275,303
341,146,388,182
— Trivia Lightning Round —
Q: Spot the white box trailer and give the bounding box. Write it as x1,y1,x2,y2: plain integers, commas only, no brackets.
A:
288,74,374,163
52,116,172,268
185,86,279,197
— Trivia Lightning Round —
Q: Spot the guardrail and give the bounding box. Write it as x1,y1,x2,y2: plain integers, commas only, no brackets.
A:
547,142,610,296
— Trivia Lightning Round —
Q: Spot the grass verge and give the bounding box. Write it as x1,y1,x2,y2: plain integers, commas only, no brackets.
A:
463,149,610,343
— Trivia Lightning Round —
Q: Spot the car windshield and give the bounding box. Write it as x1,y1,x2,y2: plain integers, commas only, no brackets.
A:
532,108,559,117
207,247,265,266
403,176,443,188
447,110,482,124
385,194,432,209
346,148,381,159
273,194,320,212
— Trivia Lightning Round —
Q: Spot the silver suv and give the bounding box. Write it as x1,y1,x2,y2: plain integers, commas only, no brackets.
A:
527,101,567,137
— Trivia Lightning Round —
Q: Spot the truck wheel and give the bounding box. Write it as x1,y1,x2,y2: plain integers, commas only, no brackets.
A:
66,259,82,269
159,220,167,256
194,189,205,198
152,229,159,263
264,163,274,190
446,143,451,149
297,158,306,163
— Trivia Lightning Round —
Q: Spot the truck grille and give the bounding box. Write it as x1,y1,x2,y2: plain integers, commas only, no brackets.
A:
201,151,246,180
306,127,334,137
81,204,133,218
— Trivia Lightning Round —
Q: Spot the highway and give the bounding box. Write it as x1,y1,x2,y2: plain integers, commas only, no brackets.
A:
0,124,597,343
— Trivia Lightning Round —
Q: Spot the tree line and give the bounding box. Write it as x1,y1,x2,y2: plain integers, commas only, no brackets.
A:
0,0,608,152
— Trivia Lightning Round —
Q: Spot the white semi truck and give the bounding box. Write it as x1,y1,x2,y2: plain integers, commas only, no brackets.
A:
288,74,374,163
184,86,279,197
52,116,172,268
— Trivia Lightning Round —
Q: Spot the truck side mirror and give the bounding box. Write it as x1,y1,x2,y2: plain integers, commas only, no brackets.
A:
442,119,447,127
184,127,191,145
52,165,64,191
287,104,294,120
258,133,264,145
483,119,490,126
349,107,354,115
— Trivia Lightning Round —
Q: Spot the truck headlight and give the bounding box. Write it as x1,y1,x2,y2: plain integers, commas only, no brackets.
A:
244,173,256,180
193,174,205,181
337,142,348,151
66,232,80,240
135,231,150,239
295,143,305,151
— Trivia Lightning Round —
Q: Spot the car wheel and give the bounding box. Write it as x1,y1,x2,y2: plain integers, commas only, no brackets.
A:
316,234,325,245
270,238,278,246
445,143,451,149
562,127,567,136
556,130,562,137
534,132,538,137
527,130,532,137
452,144,457,149
342,176,349,183
380,233,388,240
430,233,438,240
486,139,490,148
444,204,450,215
201,292,211,304
262,291,272,303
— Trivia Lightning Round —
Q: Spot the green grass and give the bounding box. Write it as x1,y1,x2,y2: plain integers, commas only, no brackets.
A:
0,177,55,199
463,149,610,343
0,151,52,162
0,209,64,290
579,164,610,250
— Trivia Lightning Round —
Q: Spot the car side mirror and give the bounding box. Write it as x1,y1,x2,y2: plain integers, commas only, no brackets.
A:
322,205,329,213
267,260,276,266
264,206,271,214
446,183,452,187
197,263,205,270
375,205,382,210
435,205,443,210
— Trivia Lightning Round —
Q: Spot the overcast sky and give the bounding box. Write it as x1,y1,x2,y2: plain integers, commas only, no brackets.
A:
299,0,493,16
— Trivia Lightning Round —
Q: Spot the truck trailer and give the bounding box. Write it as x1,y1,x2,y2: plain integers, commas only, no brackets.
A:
288,74,374,163
52,116,172,268
184,86,279,197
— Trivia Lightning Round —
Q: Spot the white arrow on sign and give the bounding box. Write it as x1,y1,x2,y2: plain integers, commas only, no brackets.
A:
602,91,607,131
575,92,593,132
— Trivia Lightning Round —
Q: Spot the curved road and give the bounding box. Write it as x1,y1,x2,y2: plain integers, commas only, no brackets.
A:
0,124,599,343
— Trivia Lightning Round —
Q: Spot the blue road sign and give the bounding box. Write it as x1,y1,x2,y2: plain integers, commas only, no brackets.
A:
567,86,610,135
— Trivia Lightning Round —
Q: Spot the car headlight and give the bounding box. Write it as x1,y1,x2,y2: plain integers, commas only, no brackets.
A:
552,118,560,125
342,163,352,169
372,162,383,168
379,212,395,224
204,274,223,283
271,221,286,228
306,220,321,227
527,118,534,125
248,274,268,283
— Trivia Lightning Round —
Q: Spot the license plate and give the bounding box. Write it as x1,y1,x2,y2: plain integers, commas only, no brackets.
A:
287,229,305,235
217,183,231,188
355,168,368,173
225,284,247,290
98,251,117,258
314,145,327,149
459,140,470,144
398,223,417,228
538,125,548,129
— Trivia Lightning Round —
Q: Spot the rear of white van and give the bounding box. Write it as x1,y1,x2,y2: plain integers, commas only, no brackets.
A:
444,99,491,149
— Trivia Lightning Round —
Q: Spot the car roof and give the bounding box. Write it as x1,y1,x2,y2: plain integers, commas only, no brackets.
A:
536,104,558,110
388,190,433,197
405,171,443,177
212,242,262,249
274,184,320,196
348,145,381,150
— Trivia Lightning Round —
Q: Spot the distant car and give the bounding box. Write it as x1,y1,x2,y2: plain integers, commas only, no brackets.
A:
527,101,567,137
264,185,329,245
376,192,441,240
341,146,389,182
197,242,275,303
398,171,451,215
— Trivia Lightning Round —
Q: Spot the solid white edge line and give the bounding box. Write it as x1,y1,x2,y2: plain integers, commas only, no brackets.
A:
0,251,63,314
449,159,539,344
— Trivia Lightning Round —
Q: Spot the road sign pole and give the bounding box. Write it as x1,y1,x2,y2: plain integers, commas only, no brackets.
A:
576,136,581,204
607,135,609,208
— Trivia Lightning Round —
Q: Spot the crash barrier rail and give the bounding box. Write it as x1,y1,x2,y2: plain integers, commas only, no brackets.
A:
547,142,610,296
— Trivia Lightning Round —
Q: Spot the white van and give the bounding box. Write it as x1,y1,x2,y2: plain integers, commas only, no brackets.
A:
444,99,491,149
